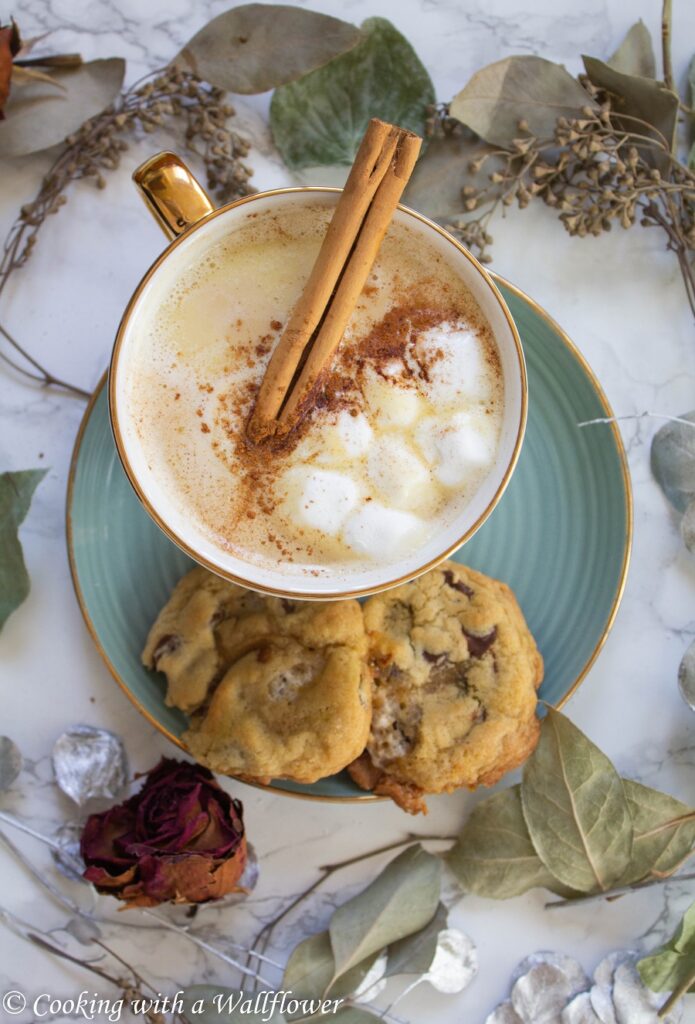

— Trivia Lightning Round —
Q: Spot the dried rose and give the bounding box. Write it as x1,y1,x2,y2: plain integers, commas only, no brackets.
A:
0,20,21,119
80,758,247,908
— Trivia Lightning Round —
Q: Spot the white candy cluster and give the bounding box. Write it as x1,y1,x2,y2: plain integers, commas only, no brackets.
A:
278,321,502,561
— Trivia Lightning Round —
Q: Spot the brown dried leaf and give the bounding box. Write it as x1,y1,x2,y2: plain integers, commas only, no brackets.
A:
608,21,656,78
174,4,361,95
449,56,595,148
581,55,678,168
404,132,502,223
0,57,125,157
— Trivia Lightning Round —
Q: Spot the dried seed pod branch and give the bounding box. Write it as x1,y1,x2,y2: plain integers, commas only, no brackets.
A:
442,88,695,316
0,66,254,398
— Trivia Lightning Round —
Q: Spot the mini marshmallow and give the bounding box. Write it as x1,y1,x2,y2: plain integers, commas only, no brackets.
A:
367,436,431,508
416,413,495,488
280,468,358,534
294,411,373,466
408,323,493,407
343,503,425,559
363,371,423,427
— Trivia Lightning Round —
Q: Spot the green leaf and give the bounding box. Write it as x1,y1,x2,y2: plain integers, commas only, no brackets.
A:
448,56,595,148
638,900,695,995
620,780,695,885
678,638,695,710
0,469,47,632
608,21,656,78
650,412,695,513
182,987,286,1023
385,902,447,977
283,931,378,1002
581,56,678,168
329,844,441,982
270,17,435,170
447,785,576,898
0,58,125,158
521,708,632,893
174,5,361,95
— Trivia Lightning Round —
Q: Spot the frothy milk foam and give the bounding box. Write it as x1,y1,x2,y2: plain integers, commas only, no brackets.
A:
121,200,504,578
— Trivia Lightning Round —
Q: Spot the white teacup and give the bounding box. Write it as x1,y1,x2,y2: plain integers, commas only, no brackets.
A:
109,153,527,599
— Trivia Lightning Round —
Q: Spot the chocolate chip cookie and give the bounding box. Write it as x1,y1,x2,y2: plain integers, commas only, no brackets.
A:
348,561,543,813
142,567,371,783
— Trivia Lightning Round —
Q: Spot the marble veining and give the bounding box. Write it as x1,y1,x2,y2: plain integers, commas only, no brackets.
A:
1,1,695,1021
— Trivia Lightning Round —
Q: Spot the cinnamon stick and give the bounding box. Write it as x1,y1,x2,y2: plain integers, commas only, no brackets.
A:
246,118,422,442
246,119,400,441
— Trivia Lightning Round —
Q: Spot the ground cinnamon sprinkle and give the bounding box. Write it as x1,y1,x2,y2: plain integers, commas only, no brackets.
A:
203,297,497,541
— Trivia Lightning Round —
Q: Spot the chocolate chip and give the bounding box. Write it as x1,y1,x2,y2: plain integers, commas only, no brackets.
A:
443,570,474,597
256,645,273,663
281,599,297,613
423,650,446,664
153,634,180,665
462,626,497,658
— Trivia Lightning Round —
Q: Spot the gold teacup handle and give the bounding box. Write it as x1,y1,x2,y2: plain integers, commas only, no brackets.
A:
132,151,214,240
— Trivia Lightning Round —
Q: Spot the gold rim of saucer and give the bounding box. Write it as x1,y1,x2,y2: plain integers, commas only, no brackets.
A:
65,275,633,804
107,186,529,601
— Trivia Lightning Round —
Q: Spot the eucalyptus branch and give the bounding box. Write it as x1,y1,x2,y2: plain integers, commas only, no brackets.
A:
545,867,695,911
243,833,455,993
0,65,253,400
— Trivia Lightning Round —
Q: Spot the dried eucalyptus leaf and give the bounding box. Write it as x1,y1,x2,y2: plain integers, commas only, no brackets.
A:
449,56,595,148
619,779,695,885
512,952,589,993
591,951,635,1024
447,785,572,898
512,965,584,1023
485,1004,524,1024
521,709,632,893
174,5,360,95
607,21,656,78
678,638,695,712
329,844,441,980
270,17,435,170
650,412,695,513
404,133,502,222
680,500,695,553
0,737,22,790
0,58,125,158
0,469,47,632
352,951,387,1001
581,57,678,169
562,991,602,1024
64,916,101,945
615,960,682,1022
52,725,127,806
283,930,378,1001
425,928,477,994
386,901,447,977
638,900,695,997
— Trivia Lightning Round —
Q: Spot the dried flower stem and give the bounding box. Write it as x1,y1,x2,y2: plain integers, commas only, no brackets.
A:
661,0,674,94
445,96,695,318
545,866,695,910
0,65,253,399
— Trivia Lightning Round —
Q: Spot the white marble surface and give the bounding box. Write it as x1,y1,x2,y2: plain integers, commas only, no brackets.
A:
1,1,695,1021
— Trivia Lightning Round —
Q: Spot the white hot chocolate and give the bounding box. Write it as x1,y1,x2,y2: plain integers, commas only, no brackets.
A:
122,201,503,577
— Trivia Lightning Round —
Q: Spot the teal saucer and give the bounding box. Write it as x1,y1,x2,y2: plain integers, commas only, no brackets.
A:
67,278,632,800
